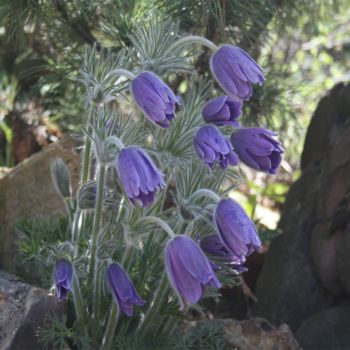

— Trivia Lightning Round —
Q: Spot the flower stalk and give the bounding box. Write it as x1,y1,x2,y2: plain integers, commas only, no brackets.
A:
88,163,106,325
170,35,218,52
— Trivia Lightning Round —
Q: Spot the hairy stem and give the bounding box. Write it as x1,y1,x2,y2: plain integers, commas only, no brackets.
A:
169,35,218,52
137,216,176,238
101,303,119,350
81,107,94,184
189,188,221,203
88,163,106,325
137,273,169,337
72,276,87,328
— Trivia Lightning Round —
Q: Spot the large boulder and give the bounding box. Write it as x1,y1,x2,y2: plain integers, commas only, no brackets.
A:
0,270,63,350
0,136,80,273
183,318,300,350
295,305,350,349
254,82,350,331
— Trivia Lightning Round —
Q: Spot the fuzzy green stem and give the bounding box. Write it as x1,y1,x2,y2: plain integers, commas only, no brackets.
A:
71,208,82,243
88,164,106,320
101,303,119,350
170,35,218,52
72,276,87,327
81,107,94,184
137,273,169,337
137,216,176,238
189,188,221,203
104,68,136,82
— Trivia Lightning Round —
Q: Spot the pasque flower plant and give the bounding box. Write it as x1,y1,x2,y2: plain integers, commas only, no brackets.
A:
43,24,283,350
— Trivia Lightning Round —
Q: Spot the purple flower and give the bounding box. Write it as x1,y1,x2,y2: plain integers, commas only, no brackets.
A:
200,234,234,260
107,263,145,317
200,234,248,273
131,71,181,128
215,199,261,264
54,259,73,301
210,45,264,101
117,146,165,207
165,235,221,309
231,127,283,174
193,125,239,169
202,96,242,126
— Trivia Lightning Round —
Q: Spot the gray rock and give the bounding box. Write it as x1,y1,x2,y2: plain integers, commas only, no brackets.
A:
254,83,350,331
0,136,81,274
295,305,350,349
183,318,300,350
253,164,335,331
0,270,63,350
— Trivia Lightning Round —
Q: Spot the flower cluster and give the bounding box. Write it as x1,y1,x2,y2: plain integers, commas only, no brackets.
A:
194,44,283,173
51,34,285,347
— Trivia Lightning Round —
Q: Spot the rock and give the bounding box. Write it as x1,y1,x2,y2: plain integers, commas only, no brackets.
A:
0,167,11,179
184,318,300,350
0,270,63,350
254,82,350,331
295,305,350,349
253,165,335,331
0,136,81,274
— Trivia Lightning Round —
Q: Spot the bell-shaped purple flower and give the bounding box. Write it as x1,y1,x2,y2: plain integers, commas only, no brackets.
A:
200,234,248,273
231,127,283,174
200,233,234,260
107,263,145,317
210,45,265,101
131,71,181,128
215,199,261,265
117,146,165,207
165,235,221,309
193,125,239,169
202,96,242,126
54,259,73,301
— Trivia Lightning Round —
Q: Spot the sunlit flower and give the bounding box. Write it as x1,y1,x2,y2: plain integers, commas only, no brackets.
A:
117,146,165,207
215,199,261,264
210,45,264,100
202,96,242,126
131,71,181,128
193,125,238,169
231,127,283,174
165,235,221,309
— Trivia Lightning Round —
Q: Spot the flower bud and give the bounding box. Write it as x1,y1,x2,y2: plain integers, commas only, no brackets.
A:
231,127,283,174
210,45,264,101
131,71,181,128
51,158,72,198
193,125,238,169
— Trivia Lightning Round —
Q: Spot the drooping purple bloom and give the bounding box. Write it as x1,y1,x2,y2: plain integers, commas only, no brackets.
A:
200,233,234,260
107,263,145,317
117,146,165,207
193,125,239,169
231,127,283,174
54,259,73,301
210,45,265,101
215,199,261,265
202,96,242,126
131,71,181,128
165,235,221,309
200,234,248,273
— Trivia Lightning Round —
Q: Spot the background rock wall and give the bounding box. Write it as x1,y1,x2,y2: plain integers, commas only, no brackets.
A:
254,82,350,349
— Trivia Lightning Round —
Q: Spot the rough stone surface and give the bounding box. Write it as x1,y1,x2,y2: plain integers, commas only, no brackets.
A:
0,167,11,179
254,82,350,332
0,136,80,273
186,318,300,350
295,305,350,349
0,270,63,350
